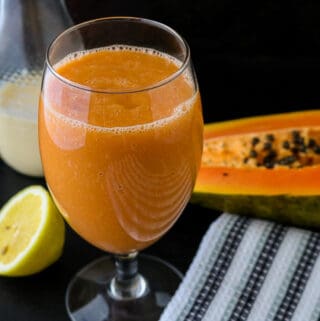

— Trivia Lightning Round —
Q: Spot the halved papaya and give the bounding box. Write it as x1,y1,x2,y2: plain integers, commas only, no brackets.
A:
193,110,320,228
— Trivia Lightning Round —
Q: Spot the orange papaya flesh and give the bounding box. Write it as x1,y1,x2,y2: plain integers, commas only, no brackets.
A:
193,110,320,228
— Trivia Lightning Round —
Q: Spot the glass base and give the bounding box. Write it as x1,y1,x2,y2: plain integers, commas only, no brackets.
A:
66,254,183,321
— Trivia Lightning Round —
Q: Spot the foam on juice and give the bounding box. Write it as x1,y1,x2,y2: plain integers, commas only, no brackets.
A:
45,92,197,134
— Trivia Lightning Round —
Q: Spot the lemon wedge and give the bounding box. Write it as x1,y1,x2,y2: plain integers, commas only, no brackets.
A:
0,185,65,276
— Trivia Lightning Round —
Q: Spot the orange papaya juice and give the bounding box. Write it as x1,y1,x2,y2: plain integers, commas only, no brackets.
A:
39,46,203,254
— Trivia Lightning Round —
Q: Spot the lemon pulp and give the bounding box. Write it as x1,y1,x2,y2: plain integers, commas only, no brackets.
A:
0,186,65,276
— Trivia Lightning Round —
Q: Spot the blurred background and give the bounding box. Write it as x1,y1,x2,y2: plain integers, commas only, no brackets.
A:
67,0,320,122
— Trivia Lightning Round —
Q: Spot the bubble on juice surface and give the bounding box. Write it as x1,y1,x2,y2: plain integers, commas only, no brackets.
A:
56,45,183,69
47,79,196,135
53,45,193,91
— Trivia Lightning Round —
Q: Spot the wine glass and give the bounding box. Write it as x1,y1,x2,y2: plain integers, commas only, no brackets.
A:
39,17,203,321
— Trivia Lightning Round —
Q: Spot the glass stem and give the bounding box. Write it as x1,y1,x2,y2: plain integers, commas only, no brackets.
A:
108,252,149,300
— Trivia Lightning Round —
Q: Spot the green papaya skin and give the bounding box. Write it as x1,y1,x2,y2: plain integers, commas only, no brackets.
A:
191,192,320,229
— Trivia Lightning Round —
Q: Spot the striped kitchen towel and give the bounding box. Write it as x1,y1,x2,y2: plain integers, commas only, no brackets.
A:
160,213,320,321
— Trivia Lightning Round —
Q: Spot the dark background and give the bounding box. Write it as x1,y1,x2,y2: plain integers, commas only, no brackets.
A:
1,0,320,320
67,0,320,122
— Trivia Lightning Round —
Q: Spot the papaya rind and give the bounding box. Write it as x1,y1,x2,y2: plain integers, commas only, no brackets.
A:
191,192,320,229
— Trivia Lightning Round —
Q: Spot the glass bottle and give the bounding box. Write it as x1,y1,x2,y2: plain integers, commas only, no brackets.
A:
0,0,72,176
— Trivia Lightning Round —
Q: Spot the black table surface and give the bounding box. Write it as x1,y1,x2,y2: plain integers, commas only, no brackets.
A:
2,0,320,320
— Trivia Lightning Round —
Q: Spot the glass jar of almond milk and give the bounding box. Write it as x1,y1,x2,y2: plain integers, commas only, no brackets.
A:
0,0,72,176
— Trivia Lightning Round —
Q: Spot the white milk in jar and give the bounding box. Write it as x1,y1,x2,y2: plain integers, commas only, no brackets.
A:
0,72,43,176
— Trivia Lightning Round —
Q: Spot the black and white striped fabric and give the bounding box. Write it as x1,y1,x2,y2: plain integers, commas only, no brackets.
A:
160,214,320,321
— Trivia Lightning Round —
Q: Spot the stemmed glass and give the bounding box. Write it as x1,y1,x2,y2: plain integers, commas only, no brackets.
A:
39,17,203,321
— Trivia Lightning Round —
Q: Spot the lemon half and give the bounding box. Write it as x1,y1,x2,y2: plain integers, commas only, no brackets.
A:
0,185,65,276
